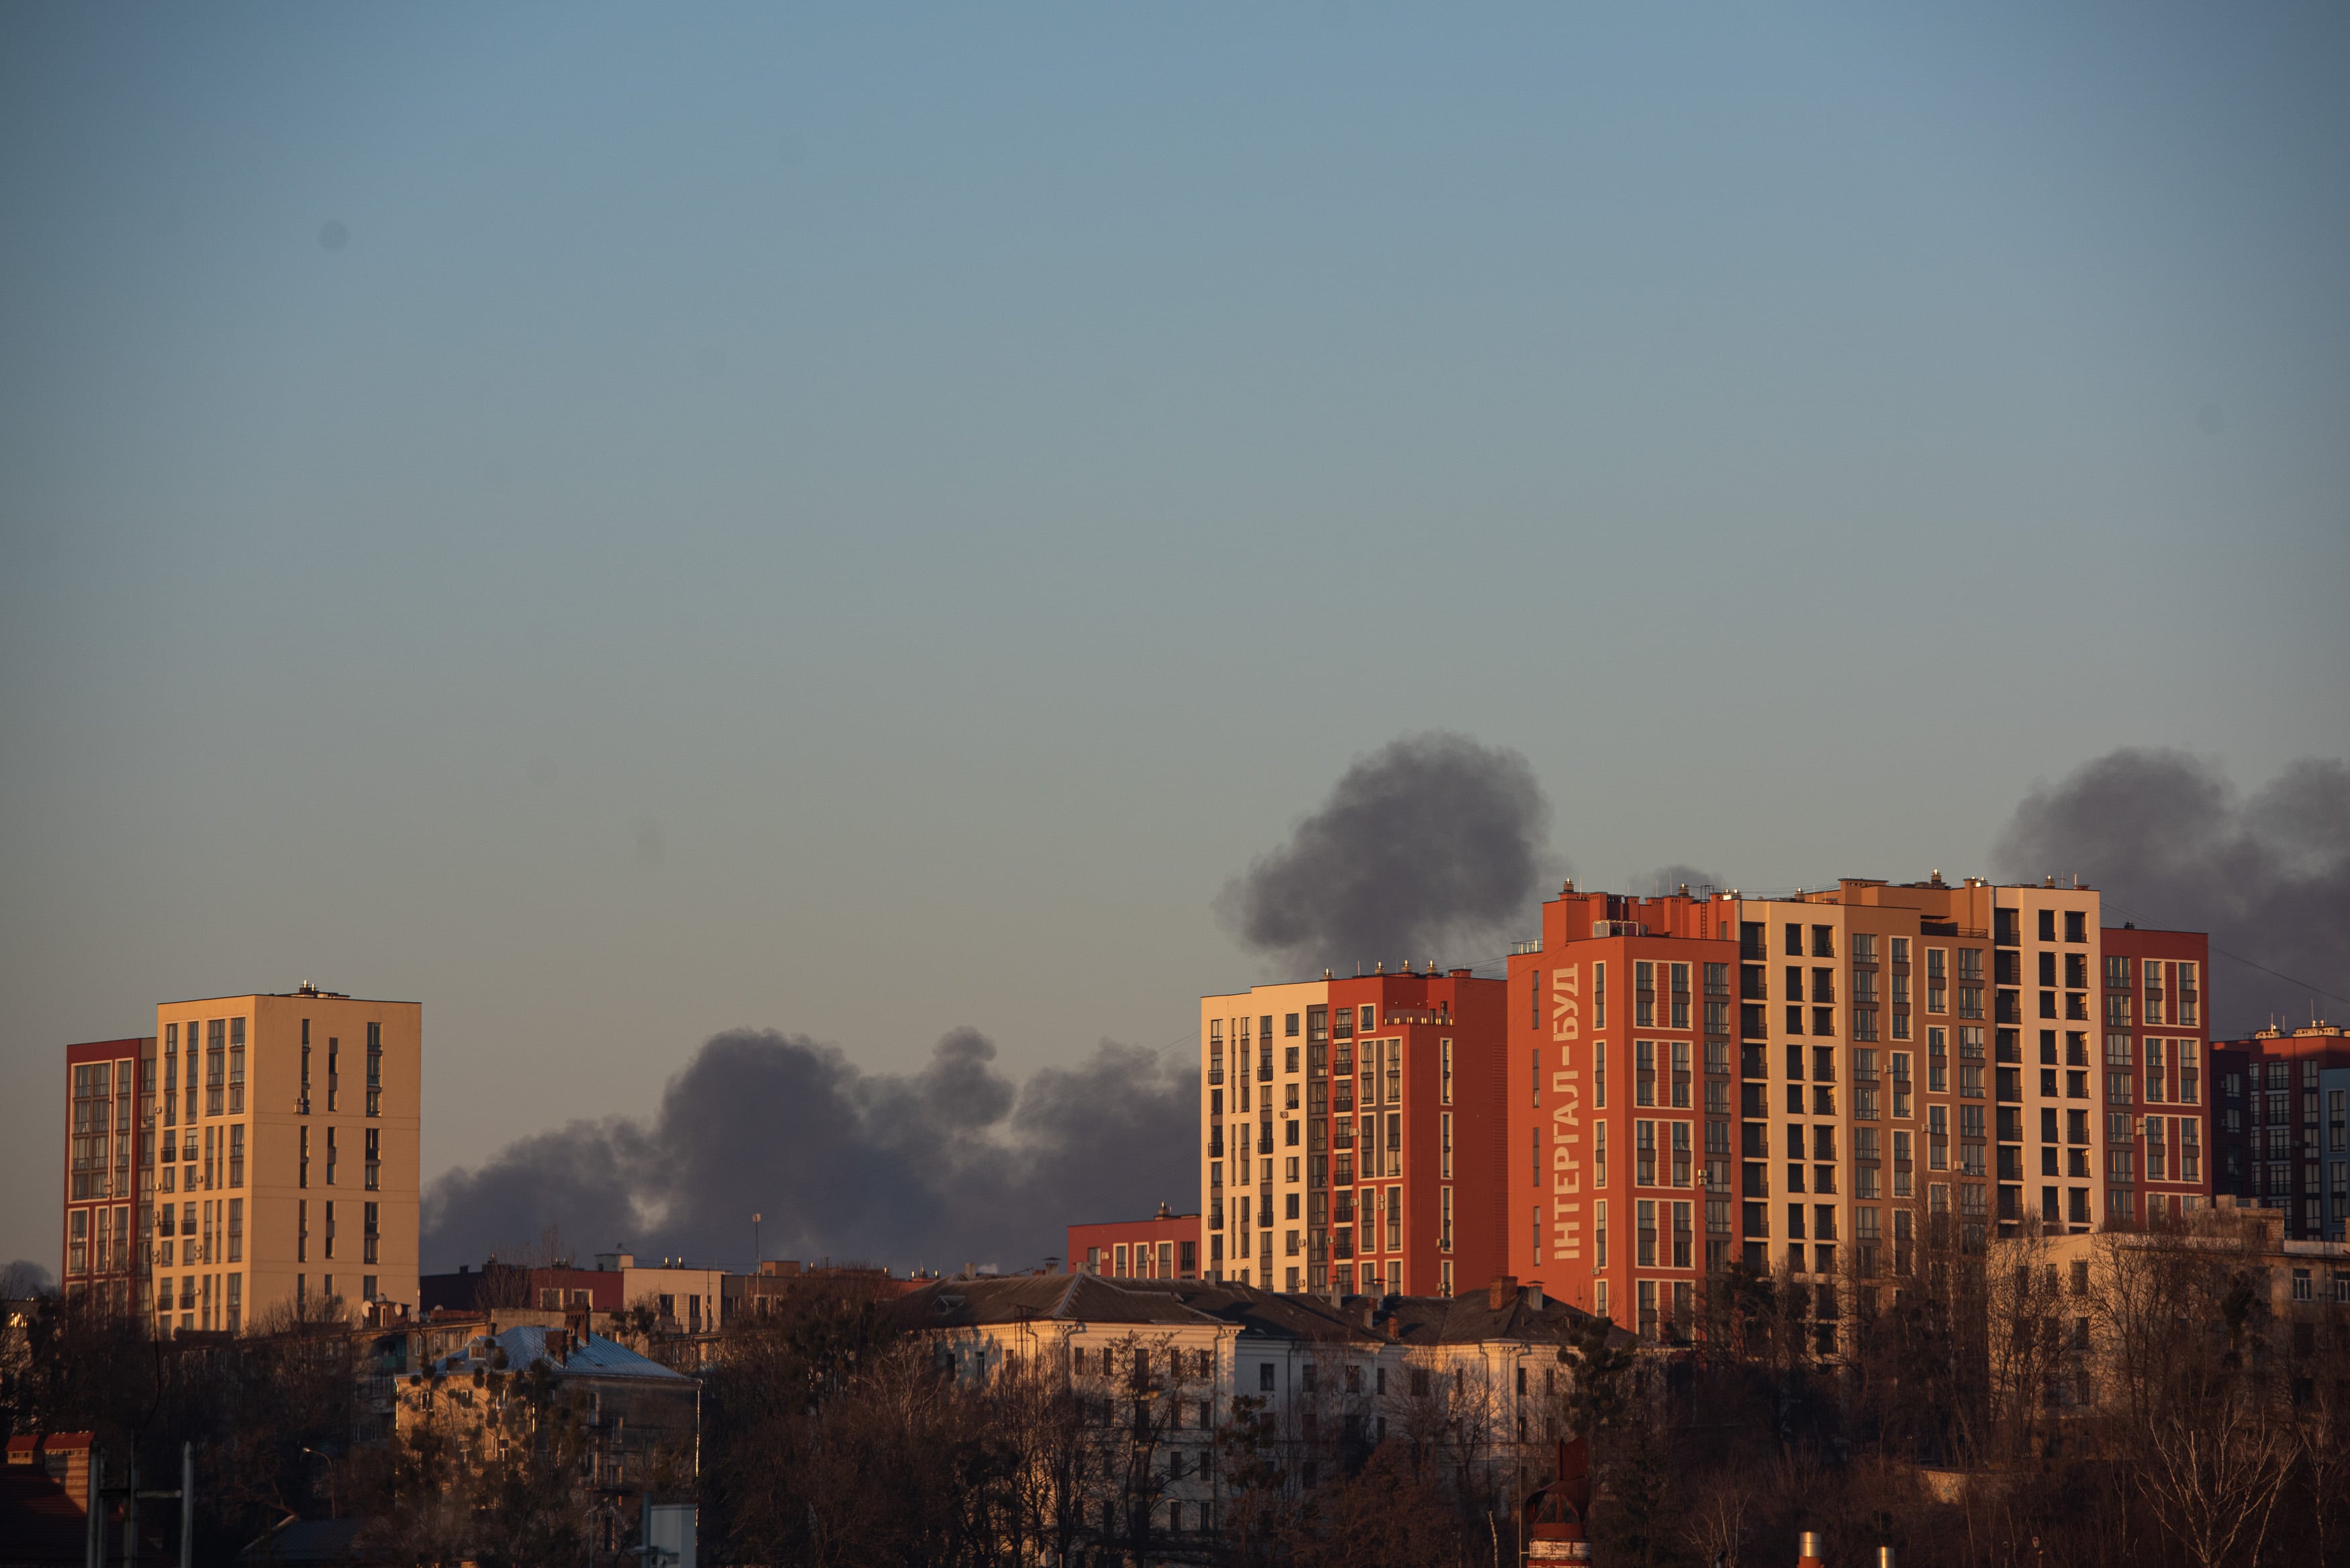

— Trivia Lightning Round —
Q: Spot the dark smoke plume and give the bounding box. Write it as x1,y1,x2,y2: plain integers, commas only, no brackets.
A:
421,1029,1195,1275
1994,749,2350,1037
1218,732,1551,974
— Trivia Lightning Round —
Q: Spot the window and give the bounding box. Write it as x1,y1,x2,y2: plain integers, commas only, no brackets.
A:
1593,963,1606,1029
1637,1040,1656,1106
324,1200,337,1260
1785,923,1802,957
1637,1199,1658,1266
228,1198,243,1263
297,1199,308,1263
228,1124,244,1188
1636,1121,1657,1185
1441,1039,1453,1105
327,1038,340,1112
1593,1122,1607,1185
228,1024,245,1114
367,1022,383,1116
365,1127,381,1190
364,1202,380,1265
1636,961,1655,1027
205,1022,226,1116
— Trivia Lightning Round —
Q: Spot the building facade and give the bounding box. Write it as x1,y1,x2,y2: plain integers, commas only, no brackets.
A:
1507,877,2209,1340
2098,925,2212,1226
144,985,420,1334
1068,1206,1203,1279
59,1038,154,1314
2213,1023,2349,1240
1201,968,1506,1297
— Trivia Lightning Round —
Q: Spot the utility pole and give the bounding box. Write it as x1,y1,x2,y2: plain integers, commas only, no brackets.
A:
86,1449,102,1568
127,1445,189,1568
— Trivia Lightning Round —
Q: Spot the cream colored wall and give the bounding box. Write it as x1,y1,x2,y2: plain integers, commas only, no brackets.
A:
149,991,420,1331
1199,981,1328,1287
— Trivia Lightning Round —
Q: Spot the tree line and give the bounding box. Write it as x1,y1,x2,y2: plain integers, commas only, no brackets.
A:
4,1207,2342,1566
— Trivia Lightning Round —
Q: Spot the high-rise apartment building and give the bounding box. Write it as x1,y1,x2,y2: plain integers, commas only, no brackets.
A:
2099,926,2211,1225
1508,877,2210,1340
1200,969,1505,1297
60,1037,156,1314
2212,1022,2349,1240
140,985,420,1334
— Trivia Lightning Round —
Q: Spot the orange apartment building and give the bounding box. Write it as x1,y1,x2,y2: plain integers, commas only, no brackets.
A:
1200,967,1506,1297
1506,877,2210,1340
58,984,420,1334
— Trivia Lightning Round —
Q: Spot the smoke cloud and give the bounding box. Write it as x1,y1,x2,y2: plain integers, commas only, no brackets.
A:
421,1028,1196,1275
1217,732,1552,974
1993,749,2350,1036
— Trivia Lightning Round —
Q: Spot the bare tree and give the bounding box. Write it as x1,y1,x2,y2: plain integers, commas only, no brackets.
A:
2138,1396,2292,1568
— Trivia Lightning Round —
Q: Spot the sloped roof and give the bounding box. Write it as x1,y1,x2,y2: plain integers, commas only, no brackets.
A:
427,1326,693,1381
1113,1280,1383,1344
892,1274,1224,1331
1378,1288,1636,1350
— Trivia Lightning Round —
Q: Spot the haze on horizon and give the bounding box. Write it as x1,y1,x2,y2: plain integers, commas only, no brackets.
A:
2,3,2345,1274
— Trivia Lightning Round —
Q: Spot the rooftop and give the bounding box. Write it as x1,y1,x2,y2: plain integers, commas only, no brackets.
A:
427,1326,694,1381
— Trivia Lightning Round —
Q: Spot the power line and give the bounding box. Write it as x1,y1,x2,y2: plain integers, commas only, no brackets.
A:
2097,899,2350,1013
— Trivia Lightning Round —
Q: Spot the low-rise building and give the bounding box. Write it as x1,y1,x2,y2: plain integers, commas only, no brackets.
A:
1067,1205,1202,1280
891,1271,1632,1551
395,1324,698,1514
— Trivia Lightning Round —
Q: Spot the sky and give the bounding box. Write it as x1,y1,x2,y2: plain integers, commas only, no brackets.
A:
3,3,2345,1273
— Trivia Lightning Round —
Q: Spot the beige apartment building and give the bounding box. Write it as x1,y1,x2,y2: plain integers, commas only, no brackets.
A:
1201,980,1329,1291
144,985,420,1333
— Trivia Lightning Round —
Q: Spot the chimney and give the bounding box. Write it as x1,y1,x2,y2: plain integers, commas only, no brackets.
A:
1488,1275,1518,1312
1385,1315,1400,1340
1526,1283,1545,1311
1797,1530,1826,1568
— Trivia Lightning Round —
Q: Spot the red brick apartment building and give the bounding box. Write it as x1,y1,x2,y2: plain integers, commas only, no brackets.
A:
1199,968,1507,1297
1067,1205,1201,1279
1506,877,2212,1340
2214,1022,2350,1240
60,1038,154,1314
2100,925,2212,1224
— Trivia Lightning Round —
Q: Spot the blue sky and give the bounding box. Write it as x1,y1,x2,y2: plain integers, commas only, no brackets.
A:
3,3,2345,1270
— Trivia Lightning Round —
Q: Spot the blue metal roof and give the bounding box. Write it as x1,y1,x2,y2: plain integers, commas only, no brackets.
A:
429,1325,694,1381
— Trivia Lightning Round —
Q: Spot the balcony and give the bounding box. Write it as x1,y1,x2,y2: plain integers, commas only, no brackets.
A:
1207,1065,1224,1086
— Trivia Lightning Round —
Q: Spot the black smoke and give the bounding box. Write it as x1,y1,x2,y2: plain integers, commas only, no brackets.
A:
1993,749,2350,1037
420,1028,1196,1275
1217,732,1552,974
